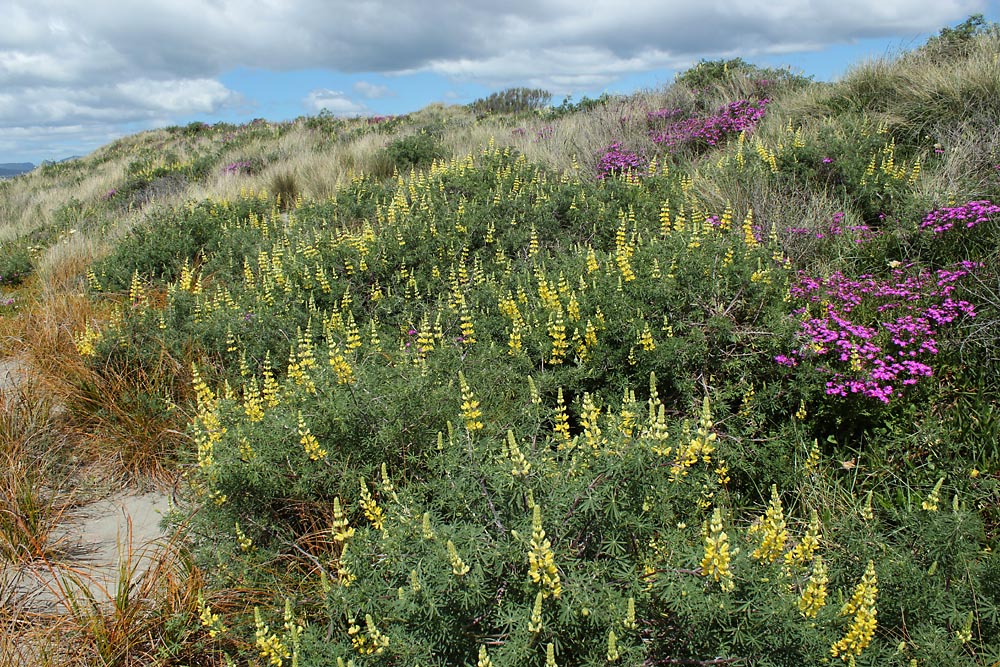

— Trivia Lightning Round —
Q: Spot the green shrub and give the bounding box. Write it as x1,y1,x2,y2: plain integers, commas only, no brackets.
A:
382,131,446,171
470,87,553,116
0,242,32,286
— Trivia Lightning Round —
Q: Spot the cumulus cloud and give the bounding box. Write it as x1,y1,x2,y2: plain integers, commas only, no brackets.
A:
0,0,984,160
304,89,367,115
353,81,394,99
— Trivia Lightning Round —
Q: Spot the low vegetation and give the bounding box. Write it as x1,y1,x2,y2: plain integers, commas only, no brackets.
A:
1,15,999,667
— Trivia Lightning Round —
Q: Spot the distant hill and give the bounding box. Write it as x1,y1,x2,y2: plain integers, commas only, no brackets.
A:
0,162,34,178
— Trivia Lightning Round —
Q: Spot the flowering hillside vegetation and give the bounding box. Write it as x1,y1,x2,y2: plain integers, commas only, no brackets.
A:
2,16,1000,667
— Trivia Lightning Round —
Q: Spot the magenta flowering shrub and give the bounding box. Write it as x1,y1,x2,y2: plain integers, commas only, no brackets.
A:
596,142,644,179
776,263,979,403
785,213,876,242
649,98,769,149
919,200,1000,233
222,160,254,176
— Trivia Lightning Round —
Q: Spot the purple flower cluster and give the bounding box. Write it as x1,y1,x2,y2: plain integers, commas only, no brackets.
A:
785,213,875,242
777,263,979,403
648,99,769,149
102,188,118,200
597,142,644,180
646,107,683,124
0,296,13,307
533,125,555,142
919,200,1000,234
222,161,254,176
367,115,396,125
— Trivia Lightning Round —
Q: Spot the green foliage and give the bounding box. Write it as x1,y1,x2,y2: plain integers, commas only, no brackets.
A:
920,14,996,61
381,131,446,172
470,87,553,115
0,242,32,286
92,197,272,290
544,93,618,119
676,58,812,93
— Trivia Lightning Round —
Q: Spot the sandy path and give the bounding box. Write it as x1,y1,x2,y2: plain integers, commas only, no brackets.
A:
2,356,172,611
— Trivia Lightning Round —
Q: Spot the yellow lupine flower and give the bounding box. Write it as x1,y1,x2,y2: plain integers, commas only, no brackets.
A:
528,590,544,633
785,510,822,569
701,507,735,591
298,412,327,461
331,497,355,542
831,560,878,660
799,555,828,618
447,540,471,577
359,479,384,530
922,476,945,511
528,504,561,598
750,485,788,563
459,371,484,432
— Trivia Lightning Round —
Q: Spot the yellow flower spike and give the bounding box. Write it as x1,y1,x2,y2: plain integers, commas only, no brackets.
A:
328,342,356,385
586,245,600,273
528,504,561,598
527,376,541,405
607,630,620,662
447,540,471,577
358,478,384,530
580,392,603,452
799,555,829,618
638,323,656,351
234,522,253,552
624,596,637,630
298,412,327,461
477,645,493,667
507,430,532,477
831,560,878,660
785,509,822,569
700,507,735,591
254,607,289,666
459,371,484,433
804,439,821,473
332,497,355,542
750,485,788,563
528,590,544,633
956,610,974,644
243,376,264,422
197,592,226,637
742,208,757,248
547,309,568,364
922,476,945,511
545,642,557,667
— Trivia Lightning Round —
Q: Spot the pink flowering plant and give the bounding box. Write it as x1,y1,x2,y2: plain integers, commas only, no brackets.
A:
648,98,769,152
777,261,980,403
596,141,644,179
920,200,1000,234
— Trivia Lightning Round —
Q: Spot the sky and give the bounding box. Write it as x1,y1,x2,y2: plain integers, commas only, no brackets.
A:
1,1,997,165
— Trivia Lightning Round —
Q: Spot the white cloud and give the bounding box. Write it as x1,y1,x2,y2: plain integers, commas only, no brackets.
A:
0,0,985,161
116,78,238,113
353,80,394,99
304,89,367,115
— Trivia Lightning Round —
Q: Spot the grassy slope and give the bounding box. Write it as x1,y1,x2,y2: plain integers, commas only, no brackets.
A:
1,21,999,667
